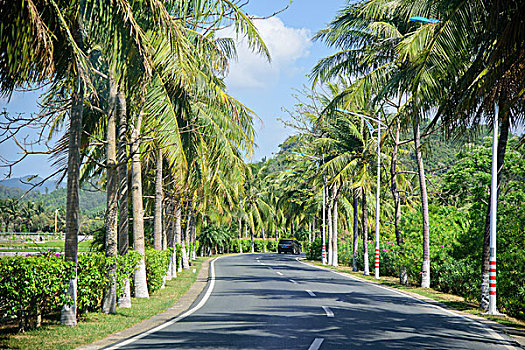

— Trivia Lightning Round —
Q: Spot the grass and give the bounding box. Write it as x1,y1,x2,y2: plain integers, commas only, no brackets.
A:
0,240,92,253
0,257,207,350
307,260,525,330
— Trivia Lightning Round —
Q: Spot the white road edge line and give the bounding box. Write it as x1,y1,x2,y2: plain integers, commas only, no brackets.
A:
276,271,283,276
322,306,334,318
106,256,223,350
306,289,316,297
289,279,298,284
308,337,324,350
296,258,517,350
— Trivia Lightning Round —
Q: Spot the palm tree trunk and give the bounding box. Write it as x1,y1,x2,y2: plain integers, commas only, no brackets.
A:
481,112,510,310
390,117,407,285
250,226,254,253
190,210,197,260
103,74,118,314
362,189,370,276
174,202,182,272
153,148,163,250
117,88,131,308
414,117,430,288
131,111,149,298
61,76,83,327
182,209,191,269
165,200,176,280
238,218,243,253
352,189,359,271
262,227,266,253
332,184,338,267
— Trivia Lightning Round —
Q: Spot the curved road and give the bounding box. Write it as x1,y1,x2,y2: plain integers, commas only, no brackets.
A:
108,253,517,349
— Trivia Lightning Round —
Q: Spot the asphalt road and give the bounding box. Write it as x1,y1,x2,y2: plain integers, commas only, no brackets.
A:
109,253,517,350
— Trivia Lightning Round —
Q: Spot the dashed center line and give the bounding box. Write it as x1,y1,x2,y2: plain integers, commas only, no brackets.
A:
289,279,298,284
306,290,316,297
308,338,324,350
276,271,283,276
322,306,334,318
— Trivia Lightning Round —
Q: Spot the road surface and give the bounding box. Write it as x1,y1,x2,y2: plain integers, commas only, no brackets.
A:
108,253,517,349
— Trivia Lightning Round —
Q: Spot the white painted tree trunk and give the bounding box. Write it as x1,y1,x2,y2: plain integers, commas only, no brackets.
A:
134,258,149,298
131,112,149,299
175,204,182,272
117,89,131,308
103,74,118,314
414,118,430,288
352,190,359,272
332,186,339,267
61,74,83,326
362,190,370,276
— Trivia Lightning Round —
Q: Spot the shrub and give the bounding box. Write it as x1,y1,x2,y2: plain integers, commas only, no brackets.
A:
0,253,72,330
266,240,278,252
254,239,266,252
0,251,141,330
144,248,171,294
307,237,322,260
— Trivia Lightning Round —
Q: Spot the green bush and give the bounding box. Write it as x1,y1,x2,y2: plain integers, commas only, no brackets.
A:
144,248,171,294
0,251,141,330
229,239,252,253
266,240,278,252
0,253,72,330
254,239,266,252
307,237,322,260
77,252,141,313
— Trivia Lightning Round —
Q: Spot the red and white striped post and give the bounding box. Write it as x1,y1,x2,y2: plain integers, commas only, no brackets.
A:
322,243,326,264
488,104,499,315
374,246,380,279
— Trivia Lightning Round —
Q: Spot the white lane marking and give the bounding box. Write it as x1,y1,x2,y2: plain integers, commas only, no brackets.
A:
308,338,324,350
322,306,334,318
289,279,298,284
106,257,223,350
276,271,283,276
296,258,517,350
306,289,316,297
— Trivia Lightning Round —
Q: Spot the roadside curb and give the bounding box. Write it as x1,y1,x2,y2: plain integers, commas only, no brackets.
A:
77,258,212,350
299,259,524,349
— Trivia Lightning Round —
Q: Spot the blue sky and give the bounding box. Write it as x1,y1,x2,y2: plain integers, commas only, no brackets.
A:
0,0,345,178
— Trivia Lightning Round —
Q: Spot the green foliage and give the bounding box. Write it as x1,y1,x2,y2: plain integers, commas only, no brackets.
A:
0,252,140,329
198,225,233,255
0,253,72,329
229,239,252,253
307,237,322,260
266,240,278,252
144,248,171,294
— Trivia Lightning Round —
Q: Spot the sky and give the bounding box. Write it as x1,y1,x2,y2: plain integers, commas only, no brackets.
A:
0,0,345,179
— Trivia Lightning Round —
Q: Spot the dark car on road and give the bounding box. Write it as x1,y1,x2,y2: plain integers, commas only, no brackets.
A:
277,239,301,255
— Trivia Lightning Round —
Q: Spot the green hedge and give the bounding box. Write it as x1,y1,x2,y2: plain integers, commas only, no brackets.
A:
144,248,171,294
0,253,72,330
0,251,141,330
227,239,282,253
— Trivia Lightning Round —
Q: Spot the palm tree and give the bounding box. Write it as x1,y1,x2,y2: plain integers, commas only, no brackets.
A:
312,1,437,286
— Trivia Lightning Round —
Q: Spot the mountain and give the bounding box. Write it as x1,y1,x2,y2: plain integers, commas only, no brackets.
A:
0,175,63,194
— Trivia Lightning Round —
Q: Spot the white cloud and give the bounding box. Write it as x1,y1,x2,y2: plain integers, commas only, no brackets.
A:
220,17,312,89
